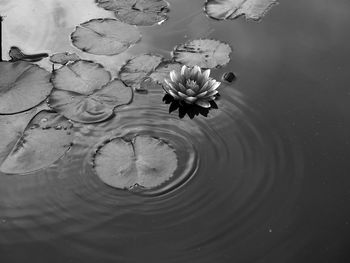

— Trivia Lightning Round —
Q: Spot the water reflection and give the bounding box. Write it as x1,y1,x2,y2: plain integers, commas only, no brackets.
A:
163,94,218,119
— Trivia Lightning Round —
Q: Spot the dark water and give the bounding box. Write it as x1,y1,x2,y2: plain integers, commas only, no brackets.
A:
1,0,350,262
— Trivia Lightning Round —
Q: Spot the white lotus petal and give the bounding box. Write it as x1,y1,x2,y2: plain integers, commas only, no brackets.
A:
178,91,188,98
202,69,210,80
168,90,180,99
178,83,187,92
195,99,211,108
197,91,208,98
186,89,196,96
170,70,178,82
184,96,197,103
181,65,187,76
208,81,221,92
207,90,219,97
199,80,210,92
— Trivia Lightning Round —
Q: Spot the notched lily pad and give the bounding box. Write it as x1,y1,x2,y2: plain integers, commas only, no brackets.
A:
93,135,178,189
49,60,132,123
71,18,141,55
0,110,73,174
119,54,164,90
0,61,53,114
50,52,80,65
205,0,278,21
172,39,232,68
148,61,182,87
95,0,169,26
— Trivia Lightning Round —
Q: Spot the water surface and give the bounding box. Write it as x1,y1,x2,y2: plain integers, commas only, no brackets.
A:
1,0,350,262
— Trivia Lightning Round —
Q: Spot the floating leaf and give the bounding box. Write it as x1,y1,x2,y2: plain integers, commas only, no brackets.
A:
119,54,163,89
172,39,232,69
148,61,182,86
95,0,169,26
49,60,132,123
94,135,178,189
71,18,141,56
50,52,80,65
51,60,111,95
0,110,73,174
0,61,53,114
9,46,49,62
205,0,278,21
50,80,132,123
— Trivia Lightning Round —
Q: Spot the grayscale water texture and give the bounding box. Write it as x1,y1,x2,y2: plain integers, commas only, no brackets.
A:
1,0,350,262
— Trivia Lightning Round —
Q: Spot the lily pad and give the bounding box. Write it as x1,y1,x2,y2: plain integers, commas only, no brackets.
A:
148,61,182,86
50,52,80,65
93,135,178,189
0,110,73,174
95,0,169,26
172,39,232,68
204,0,278,21
71,18,141,55
49,60,132,123
119,54,163,89
0,61,53,114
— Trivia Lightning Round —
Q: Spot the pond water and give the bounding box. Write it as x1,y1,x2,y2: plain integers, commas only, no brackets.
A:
1,0,350,262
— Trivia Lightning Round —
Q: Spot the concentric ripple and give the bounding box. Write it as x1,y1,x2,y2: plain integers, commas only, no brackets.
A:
1,80,304,263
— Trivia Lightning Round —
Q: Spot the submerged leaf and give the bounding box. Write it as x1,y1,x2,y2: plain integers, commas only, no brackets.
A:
95,0,169,26
50,52,80,65
119,54,164,89
0,110,73,174
172,39,232,68
0,61,53,114
71,18,141,55
9,46,49,62
205,0,278,21
94,135,178,189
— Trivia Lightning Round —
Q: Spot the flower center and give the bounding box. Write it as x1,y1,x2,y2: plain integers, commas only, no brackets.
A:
186,79,199,91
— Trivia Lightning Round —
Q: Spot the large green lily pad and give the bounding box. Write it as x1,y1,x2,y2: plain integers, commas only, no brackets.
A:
95,0,169,26
172,39,232,68
119,54,164,89
0,61,52,114
93,135,178,189
49,60,132,123
205,0,278,21
0,109,73,174
71,18,141,55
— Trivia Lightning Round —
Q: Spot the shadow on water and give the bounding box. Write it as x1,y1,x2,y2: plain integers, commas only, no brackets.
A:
162,94,218,119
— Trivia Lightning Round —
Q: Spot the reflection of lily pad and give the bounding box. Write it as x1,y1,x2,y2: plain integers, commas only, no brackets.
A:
0,61,53,114
71,18,141,55
0,110,73,174
205,0,278,21
172,39,232,68
93,135,178,189
50,52,80,65
49,60,132,123
95,0,169,26
119,54,163,89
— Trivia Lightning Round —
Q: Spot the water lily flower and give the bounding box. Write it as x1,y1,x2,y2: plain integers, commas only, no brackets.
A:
164,65,221,108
